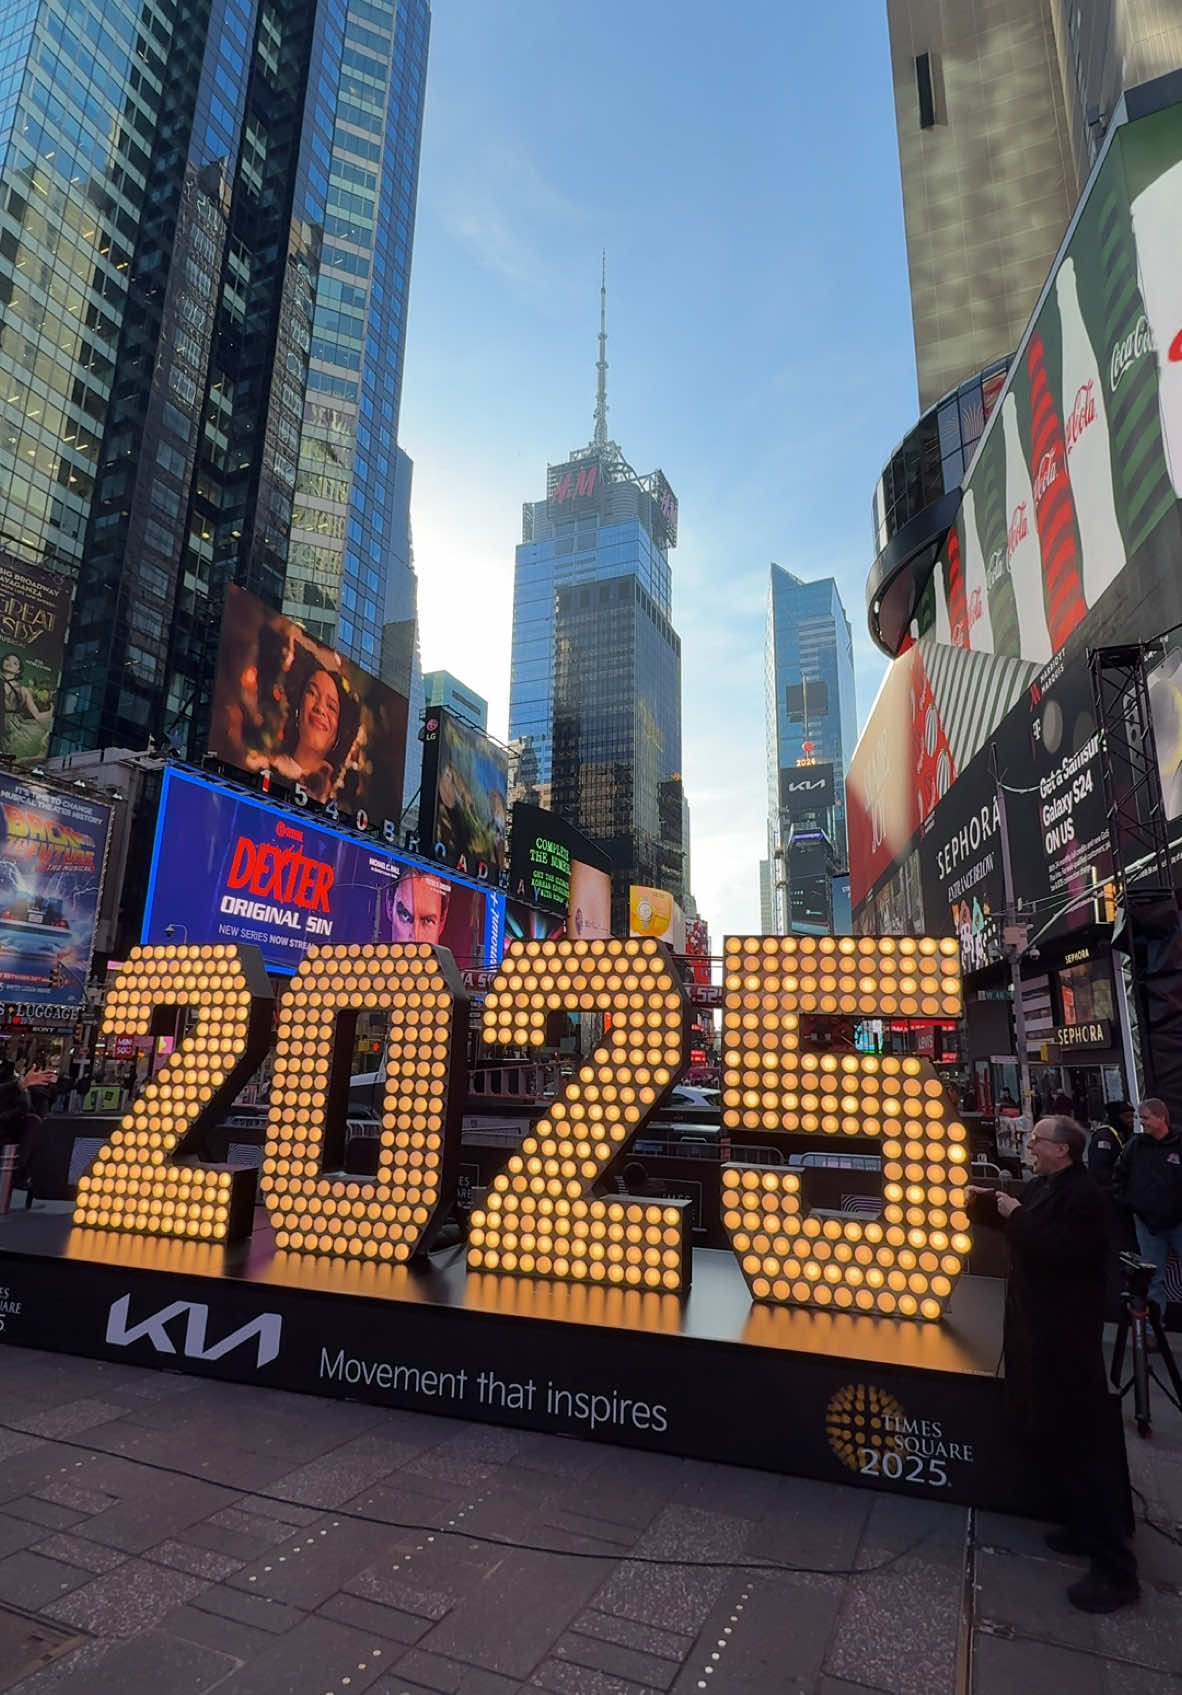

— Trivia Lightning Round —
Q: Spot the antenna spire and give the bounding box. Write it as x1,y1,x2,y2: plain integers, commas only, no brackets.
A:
593,251,608,449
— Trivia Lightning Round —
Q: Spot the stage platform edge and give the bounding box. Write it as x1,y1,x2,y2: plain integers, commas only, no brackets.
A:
0,1209,1124,1519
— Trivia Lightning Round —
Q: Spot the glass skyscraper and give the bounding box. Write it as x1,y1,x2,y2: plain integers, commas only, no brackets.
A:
508,276,684,931
0,0,428,758
764,565,856,933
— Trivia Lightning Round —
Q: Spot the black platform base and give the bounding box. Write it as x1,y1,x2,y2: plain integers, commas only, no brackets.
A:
0,1208,1125,1519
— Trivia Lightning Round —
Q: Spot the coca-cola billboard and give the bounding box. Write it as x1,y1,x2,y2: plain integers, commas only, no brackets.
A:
918,100,1182,672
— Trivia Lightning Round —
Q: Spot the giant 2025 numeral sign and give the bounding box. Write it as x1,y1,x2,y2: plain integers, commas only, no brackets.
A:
73,932,969,1318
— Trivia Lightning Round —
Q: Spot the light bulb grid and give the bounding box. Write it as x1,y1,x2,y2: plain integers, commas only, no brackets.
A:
719,934,970,1321
261,943,457,1263
469,938,690,1292
74,944,260,1241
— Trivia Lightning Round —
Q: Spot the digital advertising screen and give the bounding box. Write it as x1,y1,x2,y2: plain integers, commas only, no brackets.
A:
0,554,71,763
142,769,504,974
509,804,613,939
779,762,835,816
418,707,508,879
208,584,409,822
0,772,111,1008
628,885,686,952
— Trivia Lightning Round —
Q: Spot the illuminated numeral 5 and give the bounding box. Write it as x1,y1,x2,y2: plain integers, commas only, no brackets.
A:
74,945,273,1241
467,938,692,1292
261,942,467,1261
721,934,970,1320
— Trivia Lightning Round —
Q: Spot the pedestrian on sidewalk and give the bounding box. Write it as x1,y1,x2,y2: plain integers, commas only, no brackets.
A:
1111,1097,1182,1318
968,1115,1138,1614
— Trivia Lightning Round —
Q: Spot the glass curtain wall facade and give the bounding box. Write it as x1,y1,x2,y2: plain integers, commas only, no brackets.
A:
509,479,672,805
551,572,682,934
0,0,429,759
764,565,856,933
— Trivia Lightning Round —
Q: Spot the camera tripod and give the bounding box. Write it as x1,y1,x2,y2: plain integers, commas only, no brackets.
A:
1110,1286,1182,1438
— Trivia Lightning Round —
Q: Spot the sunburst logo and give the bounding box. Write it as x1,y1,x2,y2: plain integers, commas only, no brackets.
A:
826,1383,907,1472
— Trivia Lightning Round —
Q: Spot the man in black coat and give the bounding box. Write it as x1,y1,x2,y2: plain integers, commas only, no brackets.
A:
1111,1098,1182,1318
968,1116,1137,1613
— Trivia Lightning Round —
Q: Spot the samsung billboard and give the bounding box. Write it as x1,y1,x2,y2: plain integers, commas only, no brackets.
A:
142,769,505,975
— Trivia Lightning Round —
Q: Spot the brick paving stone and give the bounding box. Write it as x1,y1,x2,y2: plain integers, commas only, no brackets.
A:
6,1639,113,1695
32,1479,118,1515
317,1590,435,1645
971,1631,1107,1695
2,1496,88,1530
226,1517,399,1610
39,1557,206,1636
385,1647,528,1694
64,1476,237,1553
553,1628,680,1691
567,1611,693,1663
822,1551,962,1695
28,1532,127,1574
185,1581,307,1635
28,1631,237,1695
147,1536,244,1579
530,1660,665,1695
423,1547,604,1680
346,1568,457,1620
0,1512,40,1557
0,1548,95,1609
590,1559,727,1639
199,1613,401,1695
19,1400,127,1438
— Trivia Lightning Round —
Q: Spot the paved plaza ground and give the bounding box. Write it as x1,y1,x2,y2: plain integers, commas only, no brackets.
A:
0,1340,1180,1695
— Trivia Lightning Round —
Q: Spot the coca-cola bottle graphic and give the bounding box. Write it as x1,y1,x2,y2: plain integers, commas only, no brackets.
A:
973,408,1021,656
1001,393,1052,663
1020,322,1086,651
943,519,969,649
1053,256,1127,606
1070,145,1174,557
960,487,993,651
1129,147,1182,497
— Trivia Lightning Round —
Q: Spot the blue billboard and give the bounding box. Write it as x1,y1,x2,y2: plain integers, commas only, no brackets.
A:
0,772,111,1011
142,769,505,975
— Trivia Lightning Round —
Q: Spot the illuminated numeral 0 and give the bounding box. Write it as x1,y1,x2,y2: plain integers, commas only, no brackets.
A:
74,944,273,1241
467,938,692,1292
261,942,467,1261
721,934,970,1320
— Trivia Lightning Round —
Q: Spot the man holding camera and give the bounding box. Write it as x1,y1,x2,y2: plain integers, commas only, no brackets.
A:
1111,1098,1182,1318
968,1116,1138,1613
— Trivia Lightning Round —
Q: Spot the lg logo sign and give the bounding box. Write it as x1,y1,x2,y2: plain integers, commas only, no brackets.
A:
105,1297,282,1369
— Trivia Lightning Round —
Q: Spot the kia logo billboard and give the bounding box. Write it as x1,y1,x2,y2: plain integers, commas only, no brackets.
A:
779,762,835,815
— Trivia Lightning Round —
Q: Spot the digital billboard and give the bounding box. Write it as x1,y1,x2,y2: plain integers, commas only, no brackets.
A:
917,101,1182,668
142,769,504,974
0,773,111,1009
509,805,610,906
417,707,508,880
629,885,686,952
779,762,835,816
208,585,409,821
0,555,71,763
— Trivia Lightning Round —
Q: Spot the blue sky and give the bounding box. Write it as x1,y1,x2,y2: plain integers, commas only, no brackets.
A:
399,1,920,943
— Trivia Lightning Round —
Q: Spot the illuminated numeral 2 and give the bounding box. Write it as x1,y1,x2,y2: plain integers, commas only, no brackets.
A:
721,934,970,1320
261,942,467,1260
467,939,692,1292
74,945,273,1241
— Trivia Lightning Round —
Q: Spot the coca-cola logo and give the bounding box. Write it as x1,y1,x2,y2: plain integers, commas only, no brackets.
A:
1064,381,1096,452
1007,504,1029,562
986,548,1007,587
1033,449,1059,504
1109,315,1153,392
1170,327,1182,364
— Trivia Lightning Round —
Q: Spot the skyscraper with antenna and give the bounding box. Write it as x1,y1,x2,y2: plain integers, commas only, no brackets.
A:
508,266,685,932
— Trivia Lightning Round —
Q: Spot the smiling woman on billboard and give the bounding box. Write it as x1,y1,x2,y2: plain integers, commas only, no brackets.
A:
269,661,361,802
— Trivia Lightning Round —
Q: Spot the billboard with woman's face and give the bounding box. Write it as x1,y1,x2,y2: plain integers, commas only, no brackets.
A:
208,586,408,821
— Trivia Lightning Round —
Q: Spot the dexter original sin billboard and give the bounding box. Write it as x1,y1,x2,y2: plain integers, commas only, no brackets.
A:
142,769,505,974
